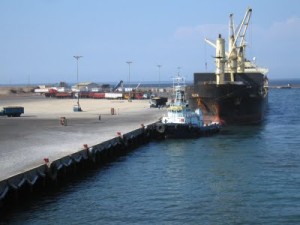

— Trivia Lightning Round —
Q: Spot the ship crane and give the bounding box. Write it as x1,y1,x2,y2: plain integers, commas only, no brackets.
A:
204,7,254,82
228,7,252,77
228,7,252,57
229,13,235,41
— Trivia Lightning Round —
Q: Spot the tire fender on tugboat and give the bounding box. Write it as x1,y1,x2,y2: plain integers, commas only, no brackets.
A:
156,123,165,133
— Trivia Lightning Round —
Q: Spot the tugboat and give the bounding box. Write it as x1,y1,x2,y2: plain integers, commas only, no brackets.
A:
156,75,220,139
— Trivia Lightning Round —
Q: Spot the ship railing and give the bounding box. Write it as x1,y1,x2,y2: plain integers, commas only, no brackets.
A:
203,120,220,126
203,81,246,85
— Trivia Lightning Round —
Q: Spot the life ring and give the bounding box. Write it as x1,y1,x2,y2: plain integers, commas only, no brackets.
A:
156,124,165,133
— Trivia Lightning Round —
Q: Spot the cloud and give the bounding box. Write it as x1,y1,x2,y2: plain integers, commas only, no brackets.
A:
174,24,227,40
250,17,300,78
174,16,300,44
261,17,300,40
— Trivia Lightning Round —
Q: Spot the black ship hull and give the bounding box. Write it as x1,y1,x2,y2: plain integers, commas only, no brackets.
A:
187,72,268,125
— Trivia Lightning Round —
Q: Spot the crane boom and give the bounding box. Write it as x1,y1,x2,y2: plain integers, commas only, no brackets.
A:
204,38,217,49
228,7,252,58
229,13,235,39
238,8,252,48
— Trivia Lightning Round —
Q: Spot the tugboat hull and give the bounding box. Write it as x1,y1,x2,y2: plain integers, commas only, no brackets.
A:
156,123,220,139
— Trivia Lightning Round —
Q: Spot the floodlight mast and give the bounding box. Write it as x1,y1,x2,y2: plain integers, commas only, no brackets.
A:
126,61,132,102
73,56,83,109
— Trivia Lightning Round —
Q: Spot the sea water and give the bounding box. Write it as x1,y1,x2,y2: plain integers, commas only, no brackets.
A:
1,88,300,225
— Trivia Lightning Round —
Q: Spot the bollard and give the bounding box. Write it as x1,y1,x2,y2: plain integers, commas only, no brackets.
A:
99,114,101,120
44,158,50,167
60,117,67,126
111,108,115,115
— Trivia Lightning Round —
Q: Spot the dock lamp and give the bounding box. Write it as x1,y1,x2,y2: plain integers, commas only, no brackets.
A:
126,61,132,102
73,55,83,112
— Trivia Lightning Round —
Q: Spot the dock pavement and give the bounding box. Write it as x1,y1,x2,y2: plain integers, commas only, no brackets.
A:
0,95,166,181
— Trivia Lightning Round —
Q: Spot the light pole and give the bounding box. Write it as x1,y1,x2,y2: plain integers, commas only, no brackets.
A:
73,55,83,111
126,61,132,102
177,66,181,75
157,64,162,89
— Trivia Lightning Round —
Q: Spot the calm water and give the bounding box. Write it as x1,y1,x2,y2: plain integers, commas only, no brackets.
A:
2,88,300,225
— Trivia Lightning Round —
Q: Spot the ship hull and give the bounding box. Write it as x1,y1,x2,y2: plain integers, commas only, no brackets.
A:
187,73,268,125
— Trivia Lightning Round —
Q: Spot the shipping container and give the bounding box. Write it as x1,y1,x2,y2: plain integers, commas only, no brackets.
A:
105,93,123,99
55,92,73,98
91,92,105,99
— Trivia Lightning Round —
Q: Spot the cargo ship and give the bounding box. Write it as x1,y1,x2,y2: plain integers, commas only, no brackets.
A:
187,8,269,125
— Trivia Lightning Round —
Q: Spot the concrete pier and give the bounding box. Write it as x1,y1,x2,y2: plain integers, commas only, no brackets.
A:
0,96,165,208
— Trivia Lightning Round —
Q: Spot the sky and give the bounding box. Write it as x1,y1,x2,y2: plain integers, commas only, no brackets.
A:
0,0,300,85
